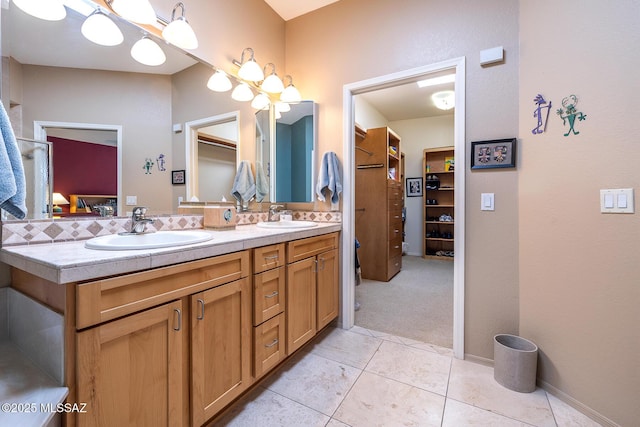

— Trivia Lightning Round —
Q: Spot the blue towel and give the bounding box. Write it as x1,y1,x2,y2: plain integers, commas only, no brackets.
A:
255,161,269,202
231,160,256,202
0,102,27,219
316,151,342,209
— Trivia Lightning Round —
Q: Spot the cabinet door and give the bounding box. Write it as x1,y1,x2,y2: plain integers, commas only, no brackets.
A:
191,278,251,426
76,300,184,427
286,257,317,354
316,248,339,330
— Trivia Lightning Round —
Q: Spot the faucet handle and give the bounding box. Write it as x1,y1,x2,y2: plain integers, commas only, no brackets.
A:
132,206,147,217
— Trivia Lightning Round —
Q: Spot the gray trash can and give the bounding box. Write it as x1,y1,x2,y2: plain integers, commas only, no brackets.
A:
493,334,538,393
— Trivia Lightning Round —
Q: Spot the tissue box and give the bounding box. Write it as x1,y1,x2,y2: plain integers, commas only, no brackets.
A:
178,202,237,230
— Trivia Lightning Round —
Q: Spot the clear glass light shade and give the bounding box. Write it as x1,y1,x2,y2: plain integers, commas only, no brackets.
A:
111,0,157,25
207,70,232,92
13,0,66,21
231,83,254,102
131,36,166,66
162,17,198,50
261,74,284,94
280,84,302,103
238,60,264,82
251,93,271,110
81,11,124,46
432,90,455,110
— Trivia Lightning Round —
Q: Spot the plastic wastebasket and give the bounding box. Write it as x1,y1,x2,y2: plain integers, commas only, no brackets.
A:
493,334,538,393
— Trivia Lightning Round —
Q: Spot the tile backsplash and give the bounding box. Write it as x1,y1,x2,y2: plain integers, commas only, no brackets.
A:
1,211,341,247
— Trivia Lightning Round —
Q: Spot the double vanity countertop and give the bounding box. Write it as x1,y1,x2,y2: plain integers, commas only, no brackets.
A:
0,223,341,285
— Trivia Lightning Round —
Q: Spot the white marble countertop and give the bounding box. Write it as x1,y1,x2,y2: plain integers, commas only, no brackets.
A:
0,223,341,284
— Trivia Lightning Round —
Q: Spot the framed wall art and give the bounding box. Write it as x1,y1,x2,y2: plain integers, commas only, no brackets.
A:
171,169,186,185
406,177,423,197
471,138,517,169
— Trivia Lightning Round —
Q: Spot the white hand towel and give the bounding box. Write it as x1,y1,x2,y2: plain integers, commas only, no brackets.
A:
231,160,256,202
255,161,269,202
315,151,342,210
0,102,27,219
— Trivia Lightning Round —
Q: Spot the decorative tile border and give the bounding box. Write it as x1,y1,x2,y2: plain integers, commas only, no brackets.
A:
1,211,341,247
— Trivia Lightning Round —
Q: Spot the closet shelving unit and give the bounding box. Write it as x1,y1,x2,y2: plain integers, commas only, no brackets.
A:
423,147,455,260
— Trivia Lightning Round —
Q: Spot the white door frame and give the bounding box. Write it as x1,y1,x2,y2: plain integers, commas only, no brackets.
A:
184,111,240,201
34,121,123,216
341,57,466,359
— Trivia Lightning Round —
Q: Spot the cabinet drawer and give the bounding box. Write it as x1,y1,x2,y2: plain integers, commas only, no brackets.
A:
389,236,403,258
76,251,249,329
388,183,403,200
287,232,338,263
253,266,285,326
388,255,402,279
253,313,286,379
388,197,403,210
253,243,285,273
388,218,403,241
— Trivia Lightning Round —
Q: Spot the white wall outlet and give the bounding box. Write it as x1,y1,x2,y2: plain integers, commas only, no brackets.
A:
126,195,137,206
481,193,495,211
600,188,634,214
178,196,183,205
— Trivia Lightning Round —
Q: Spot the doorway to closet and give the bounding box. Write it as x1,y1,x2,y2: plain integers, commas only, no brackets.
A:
342,58,466,359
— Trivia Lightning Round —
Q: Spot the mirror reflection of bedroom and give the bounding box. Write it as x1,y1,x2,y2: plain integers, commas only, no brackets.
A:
354,73,455,349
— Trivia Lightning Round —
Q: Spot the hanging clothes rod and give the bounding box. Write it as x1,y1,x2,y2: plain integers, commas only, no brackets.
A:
355,146,373,156
356,163,384,169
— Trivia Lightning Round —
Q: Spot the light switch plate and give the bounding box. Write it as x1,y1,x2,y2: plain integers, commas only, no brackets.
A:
126,195,138,206
481,193,495,211
600,188,634,213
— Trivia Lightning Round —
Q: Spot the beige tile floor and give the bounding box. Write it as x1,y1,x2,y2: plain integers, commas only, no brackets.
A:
214,326,602,427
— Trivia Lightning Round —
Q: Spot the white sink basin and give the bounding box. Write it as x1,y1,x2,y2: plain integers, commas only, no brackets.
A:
85,230,213,250
256,220,318,229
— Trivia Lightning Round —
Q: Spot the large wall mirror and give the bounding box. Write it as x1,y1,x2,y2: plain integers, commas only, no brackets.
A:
256,101,316,203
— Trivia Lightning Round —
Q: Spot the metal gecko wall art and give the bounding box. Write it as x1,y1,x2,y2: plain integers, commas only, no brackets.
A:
532,94,552,135
556,94,586,137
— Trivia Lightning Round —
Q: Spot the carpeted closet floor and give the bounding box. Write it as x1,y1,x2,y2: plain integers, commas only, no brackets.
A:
354,255,454,348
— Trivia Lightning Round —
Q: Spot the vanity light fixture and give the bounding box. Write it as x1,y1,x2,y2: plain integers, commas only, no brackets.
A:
251,93,271,110
12,0,66,21
260,63,284,94
130,34,166,66
231,82,255,102
432,90,455,110
81,9,124,47
109,0,157,25
207,69,232,92
280,75,302,104
161,2,198,50
237,48,264,82
275,101,291,113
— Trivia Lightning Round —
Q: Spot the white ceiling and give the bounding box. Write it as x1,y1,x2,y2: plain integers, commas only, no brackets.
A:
264,0,341,21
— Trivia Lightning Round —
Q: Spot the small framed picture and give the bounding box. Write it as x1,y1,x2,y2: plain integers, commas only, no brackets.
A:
406,177,423,197
471,138,517,169
172,169,186,185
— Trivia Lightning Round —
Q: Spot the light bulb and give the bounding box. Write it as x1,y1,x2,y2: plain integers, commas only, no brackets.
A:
13,0,66,21
131,36,166,66
111,0,157,25
231,83,254,102
81,11,124,47
162,17,198,50
207,70,232,92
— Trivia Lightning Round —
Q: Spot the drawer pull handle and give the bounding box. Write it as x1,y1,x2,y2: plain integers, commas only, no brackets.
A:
173,308,182,331
394,245,400,249
265,291,279,299
265,338,279,348
197,298,205,320
264,254,279,261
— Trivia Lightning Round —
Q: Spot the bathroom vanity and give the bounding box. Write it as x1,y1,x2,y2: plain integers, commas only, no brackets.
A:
0,222,340,426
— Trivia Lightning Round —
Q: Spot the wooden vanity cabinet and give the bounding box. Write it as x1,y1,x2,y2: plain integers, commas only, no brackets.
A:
252,243,286,379
286,233,339,354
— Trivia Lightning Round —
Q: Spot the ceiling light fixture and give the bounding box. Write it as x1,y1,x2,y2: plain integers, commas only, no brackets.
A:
110,0,157,25
280,75,302,104
417,74,455,88
12,0,67,21
81,9,124,46
207,69,232,92
432,90,455,110
162,2,198,50
237,48,264,82
231,82,254,102
130,34,166,66
260,63,284,94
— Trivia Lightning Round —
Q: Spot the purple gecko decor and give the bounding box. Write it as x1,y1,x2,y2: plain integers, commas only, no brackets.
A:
532,94,552,135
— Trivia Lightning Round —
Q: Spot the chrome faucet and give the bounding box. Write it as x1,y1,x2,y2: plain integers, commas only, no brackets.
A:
130,206,154,234
268,204,284,222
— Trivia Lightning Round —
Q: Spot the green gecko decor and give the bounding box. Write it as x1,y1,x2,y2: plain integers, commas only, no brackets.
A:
556,94,586,136
143,158,154,174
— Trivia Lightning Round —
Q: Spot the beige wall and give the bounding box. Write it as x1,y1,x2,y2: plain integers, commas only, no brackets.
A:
18,66,174,214
519,1,640,425
285,0,520,359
